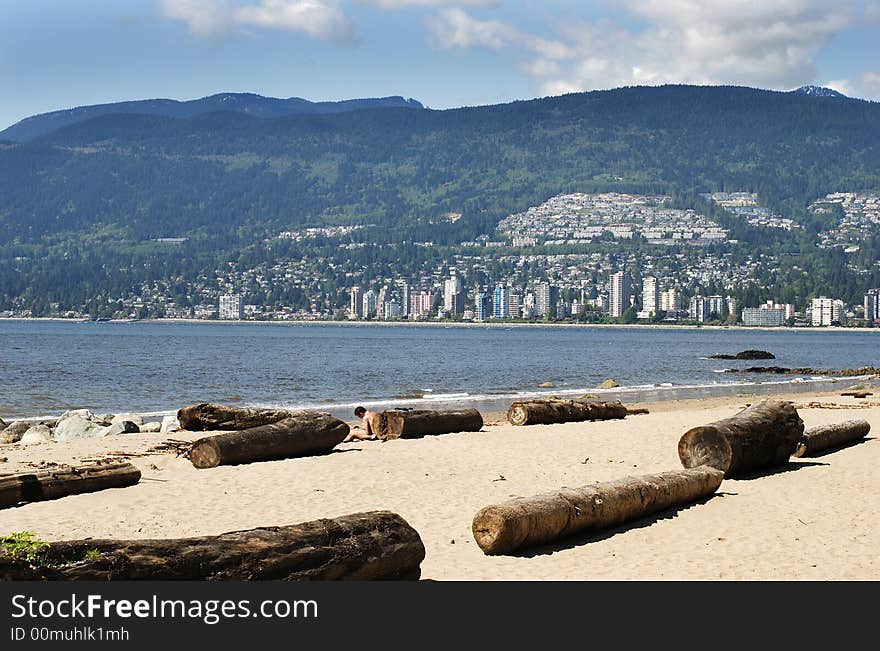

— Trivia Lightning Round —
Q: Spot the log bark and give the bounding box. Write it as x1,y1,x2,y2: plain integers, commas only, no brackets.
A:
0,511,425,580
189,413,349,468
472,466,724,555
369,408,483,440
678,399,804,477
506,399,628,426
177,403,295,431
793,420,871,457
0,463,141,509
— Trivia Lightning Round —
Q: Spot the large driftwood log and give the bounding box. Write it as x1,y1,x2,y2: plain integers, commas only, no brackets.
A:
0,463,141,509
369,408,483,441
506,399,628,426
678,400,804,477
793,420,871,457
472,466,724,555
178,403,295,431
189,413,349,468
0,511,425,580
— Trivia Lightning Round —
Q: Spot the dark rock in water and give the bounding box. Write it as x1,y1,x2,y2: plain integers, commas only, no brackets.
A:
727,366,880,376
708,349,775,360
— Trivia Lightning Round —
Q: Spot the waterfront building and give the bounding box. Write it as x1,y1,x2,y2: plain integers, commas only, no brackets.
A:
742,307,786,326
865,289,880,323
642,276,659,316
349,286,363,319
811,297,844,326
508,292,522,319
362,289,377,319
660,288,681,312
474,290,489,322
493,284,510,319
218,293,243,320
443,272,465,316
610,272,632,317
535,283,558,317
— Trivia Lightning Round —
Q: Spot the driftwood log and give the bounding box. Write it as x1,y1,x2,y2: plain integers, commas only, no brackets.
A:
678,400,804,477
840,391,873,398
506,399,628,426
472,466,724,555
189,413,349,468
178,403,295,431
0,511,425,580
0,463,141,509
369,408,483,441
793,420,871,457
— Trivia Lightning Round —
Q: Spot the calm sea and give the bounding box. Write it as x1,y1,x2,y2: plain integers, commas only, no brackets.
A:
0,320,877,420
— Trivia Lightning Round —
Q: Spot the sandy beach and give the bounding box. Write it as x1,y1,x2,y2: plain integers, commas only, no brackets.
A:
1,388,878,580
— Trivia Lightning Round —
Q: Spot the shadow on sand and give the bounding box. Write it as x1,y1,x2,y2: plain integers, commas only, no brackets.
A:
731,460,828,481
511,491,738,558
801,436,876,459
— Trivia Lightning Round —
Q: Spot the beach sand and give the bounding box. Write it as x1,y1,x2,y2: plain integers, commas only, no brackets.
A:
1,389,878,580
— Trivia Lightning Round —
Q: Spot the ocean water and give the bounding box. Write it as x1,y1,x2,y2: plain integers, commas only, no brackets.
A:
0,320,877,420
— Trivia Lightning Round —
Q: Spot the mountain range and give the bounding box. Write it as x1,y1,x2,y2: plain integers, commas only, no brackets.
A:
0,84,878,315
0,93,424,142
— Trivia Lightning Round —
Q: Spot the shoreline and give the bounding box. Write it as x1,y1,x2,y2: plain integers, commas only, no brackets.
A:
2,315,878,333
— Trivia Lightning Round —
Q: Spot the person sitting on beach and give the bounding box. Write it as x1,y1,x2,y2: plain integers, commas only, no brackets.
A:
344,406,378,442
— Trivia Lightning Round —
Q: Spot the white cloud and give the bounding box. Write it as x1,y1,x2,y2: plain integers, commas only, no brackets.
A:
824,79,853,96
430,1,857,95
160,0,357,44
428,8,518,49
160,0,234,37
369,0,498,8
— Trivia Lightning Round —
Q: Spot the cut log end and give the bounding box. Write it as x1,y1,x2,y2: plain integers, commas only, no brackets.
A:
678,426,733,473
507,405,528,427
472,506,520,556
189,439,222,469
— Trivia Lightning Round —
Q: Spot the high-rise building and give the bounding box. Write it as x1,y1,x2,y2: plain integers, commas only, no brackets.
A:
362,289,377,319
521,292,535,319
660,288,681,312
474,290,489,322
349,286,363,319
535,282,558,317
384,300,402,318
443,272,465,315
609,272,632,318
811,297,844,326
410,290,434,319
493,285,510,319
707,295,726,318
375,286,388,319
865,289,880,323
398,281,411,318
508,293,521,319
218,294,243,320
689,295,708,322
641,276,659,315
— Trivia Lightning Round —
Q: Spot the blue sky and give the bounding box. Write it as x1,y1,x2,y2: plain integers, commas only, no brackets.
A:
2,0,879,129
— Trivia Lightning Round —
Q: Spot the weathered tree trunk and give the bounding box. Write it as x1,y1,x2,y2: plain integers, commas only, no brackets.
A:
793,419,871,457
472,466,724,555
678,399,804,477
189,413,349,468
369,408,483,440
0,463,141,509
506,399,628,426
0,511,425,580
840,391,872,398
178,403,296,431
